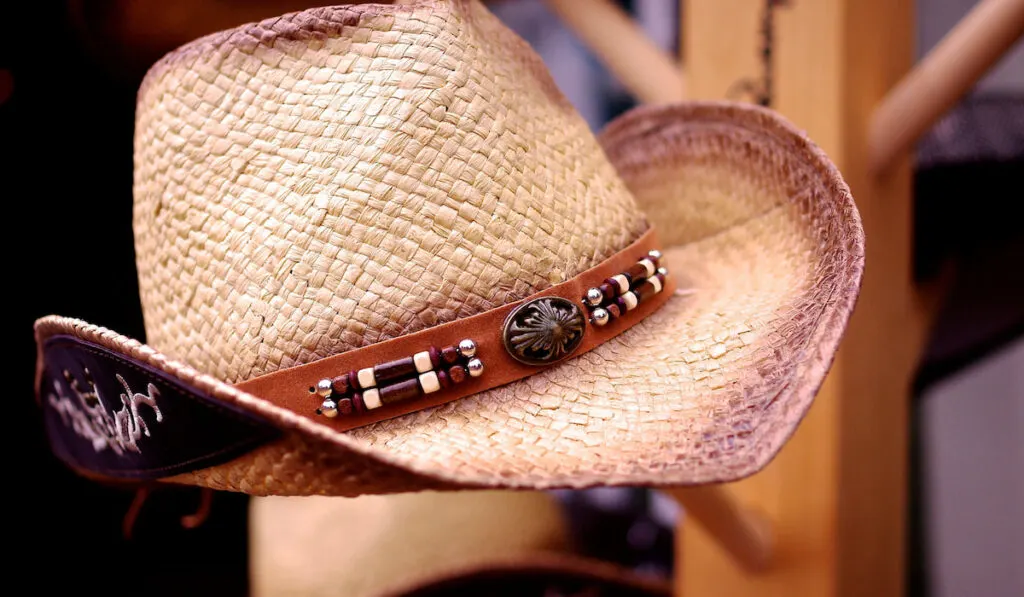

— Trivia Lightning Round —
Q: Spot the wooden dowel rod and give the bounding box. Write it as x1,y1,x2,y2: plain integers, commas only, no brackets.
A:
542,0,686,104
869,0,1024,175
666,485,773,573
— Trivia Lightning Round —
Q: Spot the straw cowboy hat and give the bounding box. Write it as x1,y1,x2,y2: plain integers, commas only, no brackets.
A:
251,491,572,596
35,0,863,495
257,489,667,596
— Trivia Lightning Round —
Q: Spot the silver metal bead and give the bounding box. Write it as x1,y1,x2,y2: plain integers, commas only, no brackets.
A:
648,249,663,261
591,308,610,326
458,338,477,359
316,378,333,398
467,358,485,377
657,267,669,277
320,398,338,418
584,287,604,307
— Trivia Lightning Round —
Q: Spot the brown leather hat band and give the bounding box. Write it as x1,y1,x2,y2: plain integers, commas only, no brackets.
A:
236,227,675,432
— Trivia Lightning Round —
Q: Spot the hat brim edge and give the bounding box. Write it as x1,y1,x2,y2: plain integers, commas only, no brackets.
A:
34,100,864,494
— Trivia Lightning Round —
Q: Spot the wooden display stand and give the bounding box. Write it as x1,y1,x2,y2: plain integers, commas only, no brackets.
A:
673,1,1022,595
675,2,920,594
548,0,1023,595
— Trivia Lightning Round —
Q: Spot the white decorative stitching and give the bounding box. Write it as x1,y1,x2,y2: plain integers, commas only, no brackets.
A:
48,370,163,455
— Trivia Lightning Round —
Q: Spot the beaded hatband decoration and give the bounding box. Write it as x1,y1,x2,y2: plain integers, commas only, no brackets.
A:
285,232,671,426
583,250,668,327
311,340,483,418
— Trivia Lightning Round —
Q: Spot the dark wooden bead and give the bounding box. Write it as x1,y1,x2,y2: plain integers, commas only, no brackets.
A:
655,273,667,286
429,346,442,369
352,392,365,413
448,365,467,384
336,397,354,415
606,303,621,319
379,378,423,405
441,346,460,364
615,296,628,312
437,369,452,389
636,280,658,301
331,375,350,395
348,370,360,391
626,263,648,283
600,283,616,302
374,356,417,385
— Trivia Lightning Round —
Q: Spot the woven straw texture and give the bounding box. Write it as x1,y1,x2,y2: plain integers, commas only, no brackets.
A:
251,491,567,597
133,0,646,384
34,0,863,495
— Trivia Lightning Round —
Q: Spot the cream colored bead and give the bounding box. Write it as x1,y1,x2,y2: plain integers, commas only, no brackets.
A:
623,292,638,311
419,371,441,394
649,275,662,294
639,258,656,278
363,388,382,410
611,274,630,294
413,351,433,373
357,367,376,389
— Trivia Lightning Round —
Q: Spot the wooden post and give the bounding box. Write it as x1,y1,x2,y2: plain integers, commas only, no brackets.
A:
667,486,773,573
543,0,686,103
676,1,925,596
869,0,1024,174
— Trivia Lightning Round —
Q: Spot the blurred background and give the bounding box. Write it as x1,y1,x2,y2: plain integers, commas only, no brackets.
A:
3,1,1020,596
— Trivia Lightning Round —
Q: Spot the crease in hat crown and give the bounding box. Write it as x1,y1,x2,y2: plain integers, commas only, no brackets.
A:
133,0,648,385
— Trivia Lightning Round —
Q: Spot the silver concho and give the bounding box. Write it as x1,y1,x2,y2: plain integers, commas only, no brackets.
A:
502,297,586,366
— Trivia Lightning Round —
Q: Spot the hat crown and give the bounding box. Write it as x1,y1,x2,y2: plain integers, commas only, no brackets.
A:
133,0,645,383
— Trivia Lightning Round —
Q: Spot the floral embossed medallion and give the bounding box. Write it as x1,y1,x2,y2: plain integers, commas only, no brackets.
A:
503,297,586,366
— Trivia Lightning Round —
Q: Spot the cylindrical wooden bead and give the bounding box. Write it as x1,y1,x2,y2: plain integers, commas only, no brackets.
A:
331,375,350,395
606,275,629,294
448,365,467,384
441,346,460,364
635,280,658,302
638,258,656,278
363,388,382,410
437,369,452,389
374,356,417,385
648,274,663,294
615,296,628,313
626,263,648,283
600,283,617,302
622,291,639,311
352,392,365,413
413,351,434,374
429,346,442,369
348,370,360,392
337,397,354,415
379,378,423,405
419,371,441,394
606,303,621,319
357,367,376,389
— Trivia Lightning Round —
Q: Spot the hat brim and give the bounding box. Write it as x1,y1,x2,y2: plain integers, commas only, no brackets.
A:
35,101,863,495
381,556,672,597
